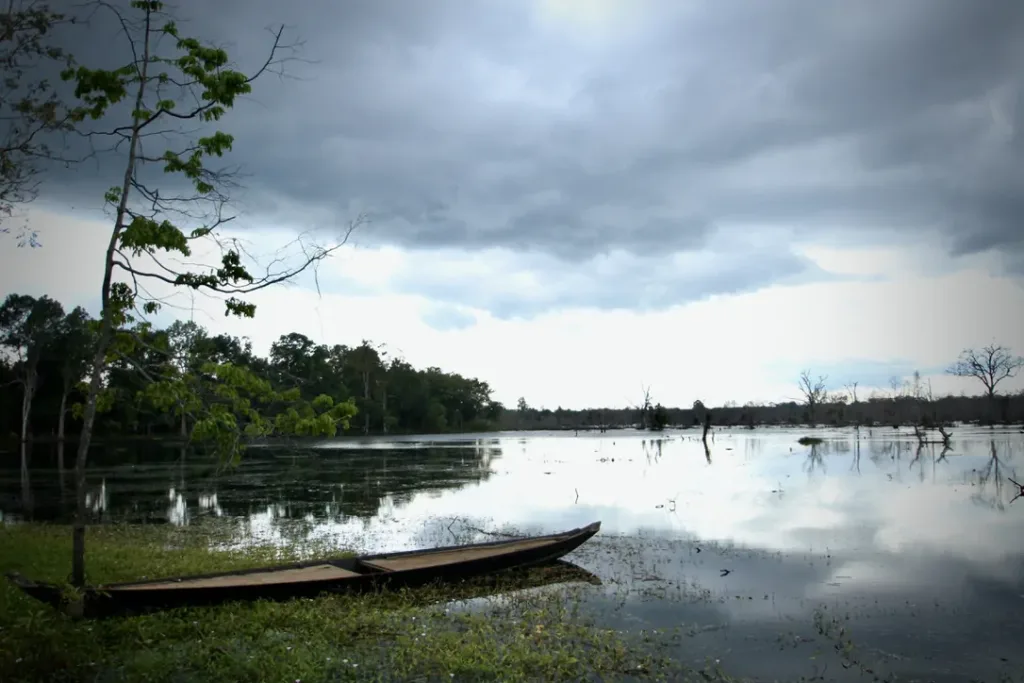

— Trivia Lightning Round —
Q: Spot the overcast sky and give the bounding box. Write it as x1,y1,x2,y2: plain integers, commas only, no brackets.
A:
3,0,1024,409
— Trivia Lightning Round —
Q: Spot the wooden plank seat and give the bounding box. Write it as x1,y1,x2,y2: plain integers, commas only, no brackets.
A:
116,564,360,590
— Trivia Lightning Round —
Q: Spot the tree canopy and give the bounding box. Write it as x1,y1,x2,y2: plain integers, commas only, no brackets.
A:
0,293,506,442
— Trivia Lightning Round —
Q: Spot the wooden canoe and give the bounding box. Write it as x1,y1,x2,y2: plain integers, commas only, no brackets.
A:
6,521,601,618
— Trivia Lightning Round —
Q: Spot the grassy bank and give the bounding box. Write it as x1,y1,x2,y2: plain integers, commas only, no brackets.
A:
0,522,695,682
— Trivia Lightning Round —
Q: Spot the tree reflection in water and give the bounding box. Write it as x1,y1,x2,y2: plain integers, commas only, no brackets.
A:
3,439,504,529
971,439,1019,510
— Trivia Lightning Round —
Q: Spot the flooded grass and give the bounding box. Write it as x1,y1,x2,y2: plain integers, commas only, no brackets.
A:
797,436,824,446
0,523,705,682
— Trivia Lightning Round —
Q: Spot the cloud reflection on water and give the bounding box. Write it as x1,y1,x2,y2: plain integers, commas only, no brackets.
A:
197,429,1024,606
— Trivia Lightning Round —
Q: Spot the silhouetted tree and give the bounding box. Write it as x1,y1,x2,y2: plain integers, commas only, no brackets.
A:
947,344,1023,399
798,370,828,424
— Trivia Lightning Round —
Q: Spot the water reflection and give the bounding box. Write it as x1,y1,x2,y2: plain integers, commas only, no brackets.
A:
1,439,503,527
20,442,32,518
970,439,1019,510
3,428,1024,680
85,479,108,516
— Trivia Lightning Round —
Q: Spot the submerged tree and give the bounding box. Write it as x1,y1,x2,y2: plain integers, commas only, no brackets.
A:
60,0,362,590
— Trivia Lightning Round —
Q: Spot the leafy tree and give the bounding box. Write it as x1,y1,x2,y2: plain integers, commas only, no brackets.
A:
376,355,397,434
164,320,208,436
0,293,64,441
650,403,669,431
268,332,340,400
60,0,362,589
53,306,94,442
346,340,383,434
691,399,707,426
0,0,79,241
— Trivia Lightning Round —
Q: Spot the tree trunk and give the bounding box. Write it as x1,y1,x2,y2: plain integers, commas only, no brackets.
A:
180,409,187,438
72,6,151,589
701,412,713,444
362,370,370,435
57,438,67,503
381,385,388,434
20,441,32,517
72,320,114,589
19,371,37,443
58,390,68,442
57,390,68,496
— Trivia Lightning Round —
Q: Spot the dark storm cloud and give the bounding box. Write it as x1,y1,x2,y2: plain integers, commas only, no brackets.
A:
24,0,1024,314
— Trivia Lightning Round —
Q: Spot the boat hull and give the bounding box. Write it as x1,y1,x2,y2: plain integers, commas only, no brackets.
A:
7,521,601,619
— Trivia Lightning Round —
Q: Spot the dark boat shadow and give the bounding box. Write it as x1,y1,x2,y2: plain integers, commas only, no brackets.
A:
392,559,602,609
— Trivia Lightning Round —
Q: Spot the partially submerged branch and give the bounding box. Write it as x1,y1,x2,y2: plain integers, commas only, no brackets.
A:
912,423,952,447
1009,478,1024,505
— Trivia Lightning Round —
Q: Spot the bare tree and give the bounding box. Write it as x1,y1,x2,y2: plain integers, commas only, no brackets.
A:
947,344,1024,399
844,381,859,404
639,384,652,428
889,375,903,399
628,384,653,429
909,370,924,400
798,370,828,424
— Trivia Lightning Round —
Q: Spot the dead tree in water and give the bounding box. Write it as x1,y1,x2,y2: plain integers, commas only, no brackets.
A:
631,384,653,429
702,411,713,444
798,370,828,425
937,425,952,447
947,344,1024,424
1009,478,1024,505
912,423,952,448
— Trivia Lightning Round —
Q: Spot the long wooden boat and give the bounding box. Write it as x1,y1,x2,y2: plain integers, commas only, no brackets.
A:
7,521,601,618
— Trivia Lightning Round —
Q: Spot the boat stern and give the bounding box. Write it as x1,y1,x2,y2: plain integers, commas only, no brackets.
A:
6,572,66,607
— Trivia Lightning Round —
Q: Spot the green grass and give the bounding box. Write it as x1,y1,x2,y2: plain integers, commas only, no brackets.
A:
0,522,693,682
796,436,824,446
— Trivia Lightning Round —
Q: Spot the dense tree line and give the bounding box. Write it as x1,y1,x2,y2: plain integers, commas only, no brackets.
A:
507,357,1024,432
502,393,1024,432
0,293,505,441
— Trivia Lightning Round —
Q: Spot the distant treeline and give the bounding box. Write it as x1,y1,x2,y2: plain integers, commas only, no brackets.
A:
503,393,1024,431
0,294,503,441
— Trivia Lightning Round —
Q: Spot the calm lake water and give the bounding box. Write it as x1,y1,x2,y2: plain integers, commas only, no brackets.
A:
3,426,1024,682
